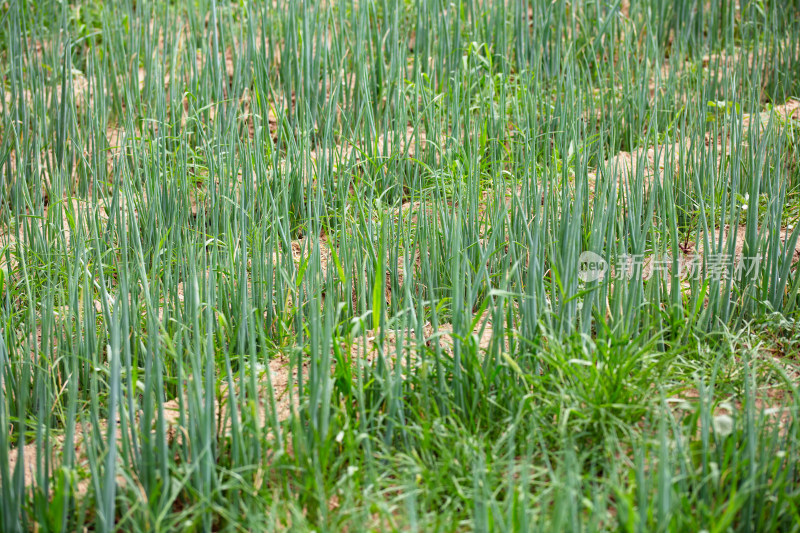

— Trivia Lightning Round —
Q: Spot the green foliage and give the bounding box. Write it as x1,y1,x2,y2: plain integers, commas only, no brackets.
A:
1,0,800,530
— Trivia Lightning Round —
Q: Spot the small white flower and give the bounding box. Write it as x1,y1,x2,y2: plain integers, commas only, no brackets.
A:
709,462,720,485
712,414,734,437
741,204,748,211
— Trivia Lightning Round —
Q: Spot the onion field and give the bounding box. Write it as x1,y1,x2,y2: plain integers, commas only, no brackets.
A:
2,0,800,530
